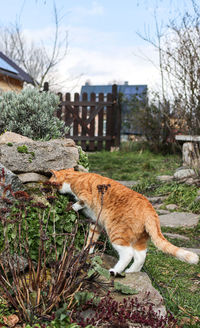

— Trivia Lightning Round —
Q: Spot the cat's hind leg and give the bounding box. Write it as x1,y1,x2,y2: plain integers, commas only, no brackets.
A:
109,244,134,275
125,248,147,273
125,235,148,273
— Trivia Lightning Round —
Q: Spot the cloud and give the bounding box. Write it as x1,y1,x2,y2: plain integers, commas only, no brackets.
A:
56,43,161,93
23,20,161,93
68,1,104,24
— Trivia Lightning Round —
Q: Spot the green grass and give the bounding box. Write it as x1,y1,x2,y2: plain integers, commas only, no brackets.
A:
88,149,181,180
144,243,200,328
89,146,200,327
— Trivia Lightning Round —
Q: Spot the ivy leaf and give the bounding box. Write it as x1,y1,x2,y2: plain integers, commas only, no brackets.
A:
91,255,103,265
114,281,138,295
95,264,110,280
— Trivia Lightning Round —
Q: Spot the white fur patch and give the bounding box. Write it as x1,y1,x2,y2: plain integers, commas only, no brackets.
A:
110,244,134,274
72,201,85,211
82,206,97,222
59,182,74,195
176,248,199,264
125,249,147,273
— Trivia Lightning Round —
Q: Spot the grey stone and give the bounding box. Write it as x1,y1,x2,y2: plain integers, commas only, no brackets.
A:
156,175,174,182
18,172,48,183
117,180,138,187
174,168,196,179
147,196,167,205
195,195,200,203
182,142,200,168
0,251,28,272
157,209,170,215
0,163,24,199
74,164,89,172
102,254,166,318
159,212,199,227
185,178,195,185
0,131,33,144
165,204,178,210
163,232,190,241
0,138,79,174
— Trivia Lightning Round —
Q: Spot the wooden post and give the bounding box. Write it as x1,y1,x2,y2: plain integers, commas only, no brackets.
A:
97,93,104,151
73,93,79,137
43,82,49,91
81,93,88,150
89,93,96,151
64,93,71,136
105,93,112,151
57,92,63,119
112,84,121,147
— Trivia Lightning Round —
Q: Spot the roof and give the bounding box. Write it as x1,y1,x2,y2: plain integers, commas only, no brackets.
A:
0,52,34,84
81,83,147,98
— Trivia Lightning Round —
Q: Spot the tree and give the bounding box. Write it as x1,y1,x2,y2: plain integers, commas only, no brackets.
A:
0,3,68,89
138,0,200,136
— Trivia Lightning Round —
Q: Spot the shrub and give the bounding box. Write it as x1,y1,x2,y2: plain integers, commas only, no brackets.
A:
0,88,67,140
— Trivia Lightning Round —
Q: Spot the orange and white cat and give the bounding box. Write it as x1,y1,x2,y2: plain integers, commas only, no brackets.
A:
49,168,199,275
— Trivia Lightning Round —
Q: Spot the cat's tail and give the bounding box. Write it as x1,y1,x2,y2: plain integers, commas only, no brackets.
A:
145,214,199,265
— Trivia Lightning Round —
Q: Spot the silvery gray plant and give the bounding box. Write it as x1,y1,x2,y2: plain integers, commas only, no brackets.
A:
0,87,68,140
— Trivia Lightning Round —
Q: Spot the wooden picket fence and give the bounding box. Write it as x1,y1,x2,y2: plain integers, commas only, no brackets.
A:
45,83,121,151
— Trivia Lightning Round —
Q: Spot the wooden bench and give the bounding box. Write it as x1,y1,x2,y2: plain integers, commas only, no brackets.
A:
175,135,200,167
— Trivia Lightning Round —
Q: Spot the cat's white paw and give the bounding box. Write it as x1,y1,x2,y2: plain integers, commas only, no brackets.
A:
109,268,117,276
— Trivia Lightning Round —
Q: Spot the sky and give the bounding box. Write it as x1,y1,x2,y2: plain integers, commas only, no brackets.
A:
0,0,194,92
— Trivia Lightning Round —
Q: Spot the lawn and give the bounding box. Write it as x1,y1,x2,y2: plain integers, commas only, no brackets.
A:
88,146,200,327
88,148,181,180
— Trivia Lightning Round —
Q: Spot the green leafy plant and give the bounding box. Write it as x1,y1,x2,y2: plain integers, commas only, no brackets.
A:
0,180,95,325
77,146,89,170
0,88,68,140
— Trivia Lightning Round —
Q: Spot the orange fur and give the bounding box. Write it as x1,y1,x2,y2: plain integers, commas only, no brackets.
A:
49,168,199,274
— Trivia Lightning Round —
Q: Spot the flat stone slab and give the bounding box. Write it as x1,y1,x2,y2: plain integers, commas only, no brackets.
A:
117,180,138,187
102,254,166,318
163,232,190,241
0,139,79,174
18,172,48,183
159,212,199,227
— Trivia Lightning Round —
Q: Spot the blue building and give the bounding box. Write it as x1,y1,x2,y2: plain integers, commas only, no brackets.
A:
81,81,147,138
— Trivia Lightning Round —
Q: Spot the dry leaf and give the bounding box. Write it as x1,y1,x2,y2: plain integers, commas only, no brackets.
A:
3,314,19,327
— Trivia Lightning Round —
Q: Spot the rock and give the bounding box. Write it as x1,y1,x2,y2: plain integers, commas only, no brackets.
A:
195,195,200,203
165,204,178,210
157,209,170,215
174,168,196,179
0,251,28,272
185,177,195,185
156,175,174,182
74,164,89,172
159,212,199,227
0,131,33,144
147,196,167,205
102,254,166,318
0,163,24,199
182,142,200,167
163,232,190,241
0,138,79,174
18,173,48,183
117,180,138,188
